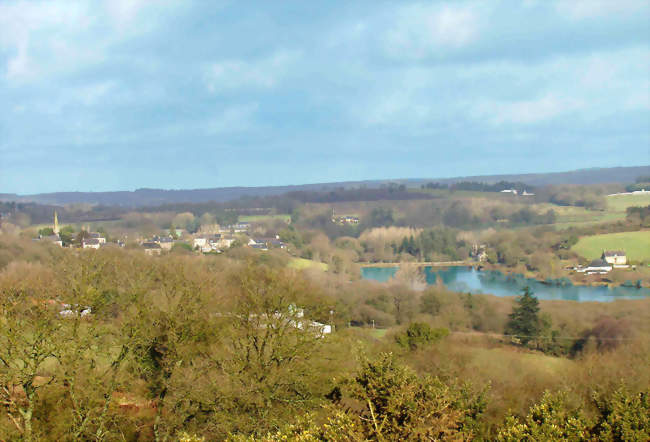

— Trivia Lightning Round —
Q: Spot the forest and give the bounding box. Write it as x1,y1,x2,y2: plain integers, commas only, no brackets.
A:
0,236,648,441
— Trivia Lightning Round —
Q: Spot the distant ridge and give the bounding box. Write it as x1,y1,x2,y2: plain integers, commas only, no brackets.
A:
3,166,648,207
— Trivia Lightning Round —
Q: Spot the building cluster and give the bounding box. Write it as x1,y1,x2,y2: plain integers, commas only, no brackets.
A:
500,189,535,196
192,234,237,253
247,236,287,251
575,250,628,274
471,244,488,262
331,212,360,225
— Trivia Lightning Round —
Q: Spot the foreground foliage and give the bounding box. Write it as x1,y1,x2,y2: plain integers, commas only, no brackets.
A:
0,241,648,440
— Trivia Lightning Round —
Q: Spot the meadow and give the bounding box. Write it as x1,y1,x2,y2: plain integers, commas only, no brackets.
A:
606,192,650,212
572,230,650,262
239,214,291,223
288,257,329,271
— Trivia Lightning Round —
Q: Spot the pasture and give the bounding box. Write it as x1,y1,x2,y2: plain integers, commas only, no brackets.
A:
572,230,650,262
239,214,291,223
288,257,328,271
606,192,650,212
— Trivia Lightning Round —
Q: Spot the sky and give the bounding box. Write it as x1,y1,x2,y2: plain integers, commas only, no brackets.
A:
1,0,649,194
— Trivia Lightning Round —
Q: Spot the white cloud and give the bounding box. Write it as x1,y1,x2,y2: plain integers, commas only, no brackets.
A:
555,0,648,19
204,103,259,134
204,51,299,93
473,95,584,125
0,1,90,82
382,3,481,59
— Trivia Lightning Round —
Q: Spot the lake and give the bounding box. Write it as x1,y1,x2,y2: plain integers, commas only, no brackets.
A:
361,266,650,302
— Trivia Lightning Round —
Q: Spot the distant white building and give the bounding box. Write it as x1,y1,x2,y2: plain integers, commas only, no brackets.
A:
193,237,208,249
602,250,627,266
142,242,162,255
82,238,101,249
577,259,612,274
89,232,106,244
500,189,518,195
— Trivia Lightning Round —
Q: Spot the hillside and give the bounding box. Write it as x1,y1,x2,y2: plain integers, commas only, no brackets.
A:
3,166,648,207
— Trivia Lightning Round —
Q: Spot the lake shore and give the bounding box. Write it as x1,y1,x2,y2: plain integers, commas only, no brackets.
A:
360,261,649,290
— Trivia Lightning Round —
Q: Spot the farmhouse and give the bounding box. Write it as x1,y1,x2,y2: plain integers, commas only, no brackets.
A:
577,258,612,274
602,250,627,266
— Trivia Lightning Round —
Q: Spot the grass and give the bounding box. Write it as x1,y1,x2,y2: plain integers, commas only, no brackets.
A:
369,328,388,338
288,258,328,271
239,214,291,223
572,230,650,262
606,193,650,212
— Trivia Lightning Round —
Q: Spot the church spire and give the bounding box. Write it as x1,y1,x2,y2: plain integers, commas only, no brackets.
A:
53,211,59,235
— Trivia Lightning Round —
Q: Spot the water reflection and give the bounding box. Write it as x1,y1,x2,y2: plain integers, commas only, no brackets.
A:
361,266,650,302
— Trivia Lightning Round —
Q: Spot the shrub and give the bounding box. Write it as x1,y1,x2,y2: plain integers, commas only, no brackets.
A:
395,322,449,350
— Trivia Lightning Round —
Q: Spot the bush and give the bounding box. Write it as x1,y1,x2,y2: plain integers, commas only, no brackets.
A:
395,322,449,350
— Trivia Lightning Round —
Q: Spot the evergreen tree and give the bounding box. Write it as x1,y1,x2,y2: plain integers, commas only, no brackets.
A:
505,287,541,345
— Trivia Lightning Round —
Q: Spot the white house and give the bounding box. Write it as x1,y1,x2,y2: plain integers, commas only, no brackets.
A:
602,250,627,266
193,237,208,249
142,242,162,255
89,232,106,244
500,189,518,195
82,238,101,249
159,236,174,250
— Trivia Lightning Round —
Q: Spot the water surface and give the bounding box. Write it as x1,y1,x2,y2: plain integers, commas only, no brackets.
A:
361,266,650,302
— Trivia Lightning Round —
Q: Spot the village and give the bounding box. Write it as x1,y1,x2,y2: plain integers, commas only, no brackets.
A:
33,211,291,256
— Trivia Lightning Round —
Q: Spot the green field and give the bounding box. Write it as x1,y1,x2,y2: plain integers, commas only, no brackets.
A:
288,258,328,271
239,214,291,223
572,231,650,262
606,193,650,212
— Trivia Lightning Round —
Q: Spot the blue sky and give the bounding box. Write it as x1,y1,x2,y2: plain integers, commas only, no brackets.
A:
1,0,649,194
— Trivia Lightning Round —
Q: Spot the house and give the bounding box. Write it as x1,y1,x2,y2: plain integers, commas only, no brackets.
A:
41,234,63,247
248,237,287,251
577,258,612,274
500,189,518,195
602,250,627,266
214,235,236,250
231,222,250,233
193,234,235,253
89,232,106,244
142,242,162,255
471,244,487,262
193,237,208,249
159,236,174,250
333,215,360,225
248,238,269,251
82,238,101,249
522,190,535,196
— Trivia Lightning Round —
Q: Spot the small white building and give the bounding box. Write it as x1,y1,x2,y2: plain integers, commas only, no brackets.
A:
142,242,162,255
89,232,106,244
82,238,101,249
159,236,174,250
193,237,208,249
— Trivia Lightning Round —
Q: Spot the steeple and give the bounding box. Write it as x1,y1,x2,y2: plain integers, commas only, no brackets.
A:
53,211,59,235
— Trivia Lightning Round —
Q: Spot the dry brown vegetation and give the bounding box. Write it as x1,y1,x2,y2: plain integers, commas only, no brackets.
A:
0,236,648,440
